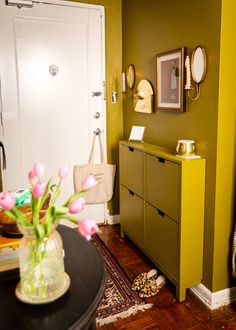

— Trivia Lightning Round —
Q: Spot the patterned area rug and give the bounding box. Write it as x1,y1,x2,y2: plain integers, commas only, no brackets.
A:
92,234,153,327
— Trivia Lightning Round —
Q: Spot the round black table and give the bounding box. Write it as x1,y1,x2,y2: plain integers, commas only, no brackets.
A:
0,225,106,330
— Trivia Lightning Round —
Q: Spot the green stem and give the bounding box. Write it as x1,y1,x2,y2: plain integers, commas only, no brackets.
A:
63,190,86,207
20,237,47,298
56,214,79,224
50,178,62,206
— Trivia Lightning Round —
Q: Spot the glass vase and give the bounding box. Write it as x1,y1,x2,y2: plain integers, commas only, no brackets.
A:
16,223,69,303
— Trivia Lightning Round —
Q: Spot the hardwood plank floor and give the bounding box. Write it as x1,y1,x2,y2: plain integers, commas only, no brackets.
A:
97,224,236,330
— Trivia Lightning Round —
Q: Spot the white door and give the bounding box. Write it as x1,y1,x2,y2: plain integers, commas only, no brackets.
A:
0,0,106,223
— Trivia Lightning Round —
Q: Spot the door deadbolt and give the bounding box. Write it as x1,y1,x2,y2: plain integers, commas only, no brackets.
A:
93,112,100,119
49,65,59,76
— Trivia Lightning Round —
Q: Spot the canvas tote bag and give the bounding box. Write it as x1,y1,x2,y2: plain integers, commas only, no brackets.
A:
73,132,116,204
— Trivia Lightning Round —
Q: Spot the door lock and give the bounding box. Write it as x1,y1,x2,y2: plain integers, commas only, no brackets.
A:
93,112,100,119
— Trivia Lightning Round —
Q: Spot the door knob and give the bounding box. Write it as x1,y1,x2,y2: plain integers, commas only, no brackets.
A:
93,112,100,119
93,128,101,135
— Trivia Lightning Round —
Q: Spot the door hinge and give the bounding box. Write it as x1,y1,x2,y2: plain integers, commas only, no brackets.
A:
102,81,106,100
6,0,33,8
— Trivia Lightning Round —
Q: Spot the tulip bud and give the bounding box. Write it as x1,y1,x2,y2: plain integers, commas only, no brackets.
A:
28,169,39,186
81,175,97,190
77,218,98,240
68,198,85,214
33,162,45,178
58,165,69,179
32,182,46,199
0,192,15,210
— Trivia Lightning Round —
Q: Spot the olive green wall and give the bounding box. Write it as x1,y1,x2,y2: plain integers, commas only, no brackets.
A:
70,0,123,215
122,0,232,292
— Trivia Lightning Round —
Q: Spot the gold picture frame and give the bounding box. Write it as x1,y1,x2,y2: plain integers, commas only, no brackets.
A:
156,47,186,112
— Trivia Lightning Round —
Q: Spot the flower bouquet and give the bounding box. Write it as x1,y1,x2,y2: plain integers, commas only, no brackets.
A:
0,162,99,303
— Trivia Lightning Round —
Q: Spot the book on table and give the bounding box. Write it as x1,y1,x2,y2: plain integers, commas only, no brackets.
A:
0,190,31,272
0,234,20,272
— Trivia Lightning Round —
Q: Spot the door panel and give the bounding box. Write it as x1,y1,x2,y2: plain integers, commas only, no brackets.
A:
145,202,179,280
145,153,180,221
0,1,106,222
120,185,144,246
15,17,89,173
120,144,144,198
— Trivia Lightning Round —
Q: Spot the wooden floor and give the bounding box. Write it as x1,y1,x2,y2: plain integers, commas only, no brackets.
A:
97,224,236,330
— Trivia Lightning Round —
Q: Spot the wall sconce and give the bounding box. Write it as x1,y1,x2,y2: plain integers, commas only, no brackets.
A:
134,79,153,113
122,64,135,94
127,64,135,89
185,46,207,100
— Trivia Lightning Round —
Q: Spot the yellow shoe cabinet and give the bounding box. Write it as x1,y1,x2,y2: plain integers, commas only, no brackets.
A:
119,141,206,301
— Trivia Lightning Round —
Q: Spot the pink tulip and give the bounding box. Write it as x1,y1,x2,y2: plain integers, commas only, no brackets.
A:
32,182,46,198
0,192,15,210
81,175,97,190
68,198,85,214
78,218,98,240
28,169,39,186
33,162,45,178
58,165,69,179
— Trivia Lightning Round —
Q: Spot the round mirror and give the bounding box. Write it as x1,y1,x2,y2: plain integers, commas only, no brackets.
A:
126,64,135,89
191,46,206,84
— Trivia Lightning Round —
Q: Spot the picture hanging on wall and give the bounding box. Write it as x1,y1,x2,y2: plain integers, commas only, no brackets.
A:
156,47,186,112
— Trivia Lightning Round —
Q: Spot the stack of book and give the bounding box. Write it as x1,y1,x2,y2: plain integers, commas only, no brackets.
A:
0,189,30,272
0,236,20,272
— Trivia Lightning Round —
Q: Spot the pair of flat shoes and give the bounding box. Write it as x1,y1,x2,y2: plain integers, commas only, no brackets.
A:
131,269,158,291
139,274,166,298
132,269,166,298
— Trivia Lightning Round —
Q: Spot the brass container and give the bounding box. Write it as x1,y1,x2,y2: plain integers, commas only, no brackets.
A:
176,140,195,156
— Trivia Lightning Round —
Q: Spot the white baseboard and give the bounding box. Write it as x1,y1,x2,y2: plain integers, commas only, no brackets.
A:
105,211,120,225
191,284,236,310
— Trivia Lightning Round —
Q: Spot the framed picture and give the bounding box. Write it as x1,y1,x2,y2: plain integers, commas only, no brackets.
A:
156,47,186,112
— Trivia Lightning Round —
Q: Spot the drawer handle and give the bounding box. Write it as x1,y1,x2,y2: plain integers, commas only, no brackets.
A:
129,190,134,196
157,209,165,217
128,147,134,152
157,157,165,163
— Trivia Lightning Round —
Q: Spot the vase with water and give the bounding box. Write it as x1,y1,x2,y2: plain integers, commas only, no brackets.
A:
16,219,69,304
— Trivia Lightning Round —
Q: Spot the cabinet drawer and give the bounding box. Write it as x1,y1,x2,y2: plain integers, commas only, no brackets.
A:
120,144,144,197
120,185,144,245
145,202,179,280
145,153,180,221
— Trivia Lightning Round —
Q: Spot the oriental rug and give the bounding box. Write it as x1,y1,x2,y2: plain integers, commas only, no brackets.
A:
92,234,153,327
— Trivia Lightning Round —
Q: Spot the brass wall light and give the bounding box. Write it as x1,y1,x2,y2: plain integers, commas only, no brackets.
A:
122,64,135,95
185,46,207,100
126,64,135,89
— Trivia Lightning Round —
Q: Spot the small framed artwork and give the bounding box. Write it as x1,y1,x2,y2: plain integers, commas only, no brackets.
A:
156,47,186,112
129,126,145,142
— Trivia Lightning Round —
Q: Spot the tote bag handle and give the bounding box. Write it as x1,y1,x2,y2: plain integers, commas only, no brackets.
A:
88,131,104,164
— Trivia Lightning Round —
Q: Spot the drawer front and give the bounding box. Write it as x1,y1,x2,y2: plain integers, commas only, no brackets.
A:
120,144,144,197
145,202,179,279
120,185,144,245
145,153,180,221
